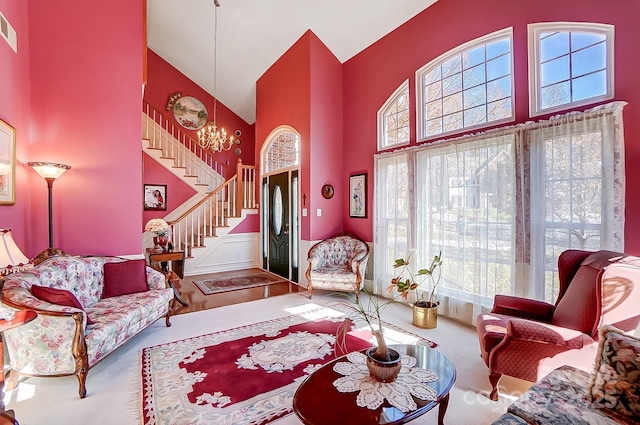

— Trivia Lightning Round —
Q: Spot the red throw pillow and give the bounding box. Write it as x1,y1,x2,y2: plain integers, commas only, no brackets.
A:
102,259,149,298
31,285,94,324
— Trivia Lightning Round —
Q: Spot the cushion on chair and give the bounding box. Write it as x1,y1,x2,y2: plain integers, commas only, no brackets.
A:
31,285,94,324
588,325,640,423
102,259,149,298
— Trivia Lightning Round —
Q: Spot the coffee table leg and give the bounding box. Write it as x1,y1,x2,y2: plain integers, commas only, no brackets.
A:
438,393,450,425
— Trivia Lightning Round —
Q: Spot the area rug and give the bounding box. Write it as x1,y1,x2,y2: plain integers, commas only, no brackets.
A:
193,271,285,295
140,303,437,425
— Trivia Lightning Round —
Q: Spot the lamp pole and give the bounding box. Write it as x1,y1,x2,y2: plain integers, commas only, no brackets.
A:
27,162,71,249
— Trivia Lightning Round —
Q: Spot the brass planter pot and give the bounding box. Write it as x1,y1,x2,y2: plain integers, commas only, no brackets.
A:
412,303,438,329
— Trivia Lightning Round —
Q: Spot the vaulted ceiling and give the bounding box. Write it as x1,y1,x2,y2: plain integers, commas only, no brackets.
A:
147,0,438,124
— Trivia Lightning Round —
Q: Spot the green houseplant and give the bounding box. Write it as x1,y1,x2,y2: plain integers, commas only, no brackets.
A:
336,292,403,382
388,251,443,328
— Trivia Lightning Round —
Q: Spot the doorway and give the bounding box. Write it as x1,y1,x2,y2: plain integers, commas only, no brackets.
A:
267,171,289,279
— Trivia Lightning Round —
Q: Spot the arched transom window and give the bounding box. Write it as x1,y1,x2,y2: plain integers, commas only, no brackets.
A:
265,130,299,173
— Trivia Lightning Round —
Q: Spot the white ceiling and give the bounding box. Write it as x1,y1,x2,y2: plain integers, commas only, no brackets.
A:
147,0,438,124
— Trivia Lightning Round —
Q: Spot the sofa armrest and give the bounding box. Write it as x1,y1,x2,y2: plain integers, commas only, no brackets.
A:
491,294,555,322
3,287,89,324
146,266,168,290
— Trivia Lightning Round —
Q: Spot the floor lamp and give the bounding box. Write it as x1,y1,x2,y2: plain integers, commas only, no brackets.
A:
28,162,71,248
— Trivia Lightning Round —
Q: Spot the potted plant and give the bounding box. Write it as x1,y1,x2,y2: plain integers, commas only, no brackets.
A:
336,292,403,382
388,251,443,329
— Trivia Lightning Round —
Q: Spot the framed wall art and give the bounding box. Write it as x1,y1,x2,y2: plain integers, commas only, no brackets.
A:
171,95,208,130
349,173,367,218
0,119,16,205
143,184,167,211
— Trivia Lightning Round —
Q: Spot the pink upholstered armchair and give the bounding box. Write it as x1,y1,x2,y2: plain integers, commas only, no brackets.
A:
476,250,640,400
305,232,369,301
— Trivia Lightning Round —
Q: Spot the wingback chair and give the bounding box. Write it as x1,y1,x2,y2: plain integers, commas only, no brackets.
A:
476,249,640,400
305,232,369,301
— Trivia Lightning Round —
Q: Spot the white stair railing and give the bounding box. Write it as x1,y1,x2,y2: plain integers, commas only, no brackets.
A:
167,160,258,256
142,102,228,191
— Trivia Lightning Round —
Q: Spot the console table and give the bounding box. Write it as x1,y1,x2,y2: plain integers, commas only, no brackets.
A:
0,310,37,424
293,344,456,425
146,249,188,307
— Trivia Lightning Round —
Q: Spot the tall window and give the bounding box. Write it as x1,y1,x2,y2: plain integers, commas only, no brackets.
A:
417,28,514,141
378,80,410,150
528,22,614,116
374,102,626,323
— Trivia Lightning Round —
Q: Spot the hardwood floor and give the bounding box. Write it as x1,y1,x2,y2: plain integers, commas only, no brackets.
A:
170,268,304,315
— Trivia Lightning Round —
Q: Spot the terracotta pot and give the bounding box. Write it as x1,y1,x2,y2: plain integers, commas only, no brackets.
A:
412,303,438,329
365,347,402,383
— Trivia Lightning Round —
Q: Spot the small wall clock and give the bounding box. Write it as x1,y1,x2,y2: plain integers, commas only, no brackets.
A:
321,184,334,199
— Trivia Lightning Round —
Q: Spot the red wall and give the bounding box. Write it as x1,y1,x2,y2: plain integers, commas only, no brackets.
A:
145,50,255,168
341,0,640,252
256,31,344,241
142,154,196,226
256,32,312,239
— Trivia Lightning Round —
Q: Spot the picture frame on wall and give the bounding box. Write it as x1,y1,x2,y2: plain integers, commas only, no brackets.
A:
349,173,367,218
0,119,16,206
143,184,167,211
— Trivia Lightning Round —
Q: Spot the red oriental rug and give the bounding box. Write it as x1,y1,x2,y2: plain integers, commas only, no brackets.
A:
193,271,286,295
140,303,436,425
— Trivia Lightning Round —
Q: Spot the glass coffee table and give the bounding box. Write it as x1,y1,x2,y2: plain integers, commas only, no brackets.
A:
293,344,456,425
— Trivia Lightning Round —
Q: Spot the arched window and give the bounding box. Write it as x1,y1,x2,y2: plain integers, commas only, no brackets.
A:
264,129,299,173
416,28,514,141
528,22,614,116
378,80,410,150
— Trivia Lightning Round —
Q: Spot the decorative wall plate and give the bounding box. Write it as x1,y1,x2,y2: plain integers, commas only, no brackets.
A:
322,184,334,199
172,96,208,130
235,129,242,137
235,147,242,155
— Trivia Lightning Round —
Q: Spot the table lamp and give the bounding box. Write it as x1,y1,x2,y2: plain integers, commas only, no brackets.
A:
0,229,32,320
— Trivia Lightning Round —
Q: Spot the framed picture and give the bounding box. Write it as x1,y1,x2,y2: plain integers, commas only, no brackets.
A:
172,96,208,130
349,173,367,218
0,119,16,206
144,184,167,211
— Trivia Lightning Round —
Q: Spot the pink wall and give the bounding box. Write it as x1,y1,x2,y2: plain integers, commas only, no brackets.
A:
256,31,344,241
145,50,255,169
342,0,640,253
0,0,144,257
142,154,196,227
256,32,312,239
0,1,30,251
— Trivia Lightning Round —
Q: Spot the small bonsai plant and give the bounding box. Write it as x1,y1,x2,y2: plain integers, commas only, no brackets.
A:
388,251,442,308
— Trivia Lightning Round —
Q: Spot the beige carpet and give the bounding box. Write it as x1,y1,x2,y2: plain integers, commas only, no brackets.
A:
6,291,532,425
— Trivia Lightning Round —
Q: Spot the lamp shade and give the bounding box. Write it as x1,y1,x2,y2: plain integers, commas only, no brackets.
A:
28,162,71,179
0,229,30,275
144,218,170,234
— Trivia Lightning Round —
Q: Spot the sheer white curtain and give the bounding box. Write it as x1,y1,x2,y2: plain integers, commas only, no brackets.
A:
373,101,626,324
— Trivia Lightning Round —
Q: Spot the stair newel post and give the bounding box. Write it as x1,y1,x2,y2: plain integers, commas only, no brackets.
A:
236,158,244,216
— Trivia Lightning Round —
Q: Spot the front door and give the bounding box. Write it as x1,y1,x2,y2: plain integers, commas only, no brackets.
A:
268,172,289,279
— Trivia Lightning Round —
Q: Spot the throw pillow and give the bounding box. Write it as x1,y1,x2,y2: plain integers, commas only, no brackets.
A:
31,285,94,324
102,259,149,298
588,324,640,423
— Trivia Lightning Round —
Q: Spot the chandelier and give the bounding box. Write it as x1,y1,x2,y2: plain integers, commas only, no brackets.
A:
197,0,234,152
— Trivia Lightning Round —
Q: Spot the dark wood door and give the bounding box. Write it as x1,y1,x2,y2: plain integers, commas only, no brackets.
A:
268,172,289,279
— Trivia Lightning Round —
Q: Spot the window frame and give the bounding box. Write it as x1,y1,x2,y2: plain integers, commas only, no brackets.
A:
415,27,515,142
528,22,615,117
377,79,410,151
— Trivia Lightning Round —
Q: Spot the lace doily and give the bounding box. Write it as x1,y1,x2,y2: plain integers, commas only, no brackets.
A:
332,351,438,412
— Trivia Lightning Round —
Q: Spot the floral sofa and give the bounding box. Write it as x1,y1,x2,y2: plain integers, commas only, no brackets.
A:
1,255,174,398
305,232,369,301
492,325,640,424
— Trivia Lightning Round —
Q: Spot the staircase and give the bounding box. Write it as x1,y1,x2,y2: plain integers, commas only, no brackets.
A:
142,103,259,274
